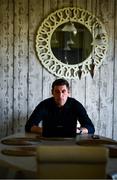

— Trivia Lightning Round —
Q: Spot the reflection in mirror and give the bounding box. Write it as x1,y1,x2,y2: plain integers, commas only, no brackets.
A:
51,23,93,65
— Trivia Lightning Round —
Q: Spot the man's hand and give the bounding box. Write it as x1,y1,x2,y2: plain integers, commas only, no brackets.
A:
31,126,42,134
80,127,88,134
77,127,88,134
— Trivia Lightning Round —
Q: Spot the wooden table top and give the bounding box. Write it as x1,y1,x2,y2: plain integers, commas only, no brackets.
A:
0,132,117,175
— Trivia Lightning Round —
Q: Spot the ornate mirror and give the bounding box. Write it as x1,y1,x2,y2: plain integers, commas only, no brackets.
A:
36,7,108,79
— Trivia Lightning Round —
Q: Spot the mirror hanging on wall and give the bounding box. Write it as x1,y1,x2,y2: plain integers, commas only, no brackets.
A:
36,7,108,79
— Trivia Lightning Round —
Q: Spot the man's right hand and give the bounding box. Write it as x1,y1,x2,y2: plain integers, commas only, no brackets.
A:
31,125,42,134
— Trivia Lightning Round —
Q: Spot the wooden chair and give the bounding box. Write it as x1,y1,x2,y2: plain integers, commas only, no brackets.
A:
36,145,109,179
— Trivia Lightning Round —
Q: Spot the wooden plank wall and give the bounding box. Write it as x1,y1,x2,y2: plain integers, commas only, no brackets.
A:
0,0,117,140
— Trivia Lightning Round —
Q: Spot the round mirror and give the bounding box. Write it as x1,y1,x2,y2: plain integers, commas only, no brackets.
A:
51,22,93,65
36,7,108,79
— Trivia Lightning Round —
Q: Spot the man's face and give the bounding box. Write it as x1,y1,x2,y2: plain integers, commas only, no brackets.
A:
52,85,70,107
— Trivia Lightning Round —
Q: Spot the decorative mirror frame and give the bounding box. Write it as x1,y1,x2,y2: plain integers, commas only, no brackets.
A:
36,7,108,79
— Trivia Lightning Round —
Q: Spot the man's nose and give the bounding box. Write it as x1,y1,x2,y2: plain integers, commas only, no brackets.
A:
58,92,63,98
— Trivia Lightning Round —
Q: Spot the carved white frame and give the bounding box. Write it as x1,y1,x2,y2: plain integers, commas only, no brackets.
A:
36,7,108,79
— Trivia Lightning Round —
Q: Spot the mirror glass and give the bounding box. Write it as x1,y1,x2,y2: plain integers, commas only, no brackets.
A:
51,22,93,65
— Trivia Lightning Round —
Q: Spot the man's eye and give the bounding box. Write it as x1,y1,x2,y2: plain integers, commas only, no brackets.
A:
62,90,66,93
55,91,59,94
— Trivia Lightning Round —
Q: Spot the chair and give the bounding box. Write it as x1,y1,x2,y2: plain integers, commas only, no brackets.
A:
36,145,109,179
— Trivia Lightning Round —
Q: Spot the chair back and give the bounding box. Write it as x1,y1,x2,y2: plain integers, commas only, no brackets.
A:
36,145,109,179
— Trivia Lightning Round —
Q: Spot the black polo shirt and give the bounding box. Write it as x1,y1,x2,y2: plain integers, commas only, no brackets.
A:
25,97,95,137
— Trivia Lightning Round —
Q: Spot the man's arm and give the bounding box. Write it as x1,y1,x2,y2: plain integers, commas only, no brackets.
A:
25,103,44,133
76,102,95,134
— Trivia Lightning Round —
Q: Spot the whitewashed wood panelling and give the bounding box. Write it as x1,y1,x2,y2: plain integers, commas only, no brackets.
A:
0,0,14,137
0,0,117,140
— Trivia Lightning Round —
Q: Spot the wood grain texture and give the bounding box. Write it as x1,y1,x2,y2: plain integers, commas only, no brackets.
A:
0,0,14,137
13,0,28,133
28,0,43,117
113,0,117,140
0,0,116,140
97,0,114,138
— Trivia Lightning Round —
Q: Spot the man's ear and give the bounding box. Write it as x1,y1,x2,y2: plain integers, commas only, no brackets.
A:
68,90,70,96
51,89,53,95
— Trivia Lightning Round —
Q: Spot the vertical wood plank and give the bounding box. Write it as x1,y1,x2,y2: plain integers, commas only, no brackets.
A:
50,0,57,10
75,0,87,9
57,0,64,9
28,0,43,117
113,0,117,140
0,0,5,137
97,0,114,138
0,0,13,137
13,0,28,133
85,74,100,134
62,0,72,7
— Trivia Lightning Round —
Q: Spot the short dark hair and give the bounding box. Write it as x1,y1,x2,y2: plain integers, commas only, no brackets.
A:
52,78,69,91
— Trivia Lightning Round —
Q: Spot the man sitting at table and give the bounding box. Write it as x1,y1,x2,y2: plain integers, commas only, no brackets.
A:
25,78,95,137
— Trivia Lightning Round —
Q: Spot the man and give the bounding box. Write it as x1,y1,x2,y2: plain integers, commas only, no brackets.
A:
25,78,95,137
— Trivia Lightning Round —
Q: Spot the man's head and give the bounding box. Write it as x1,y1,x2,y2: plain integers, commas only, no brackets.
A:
52,79,70,107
